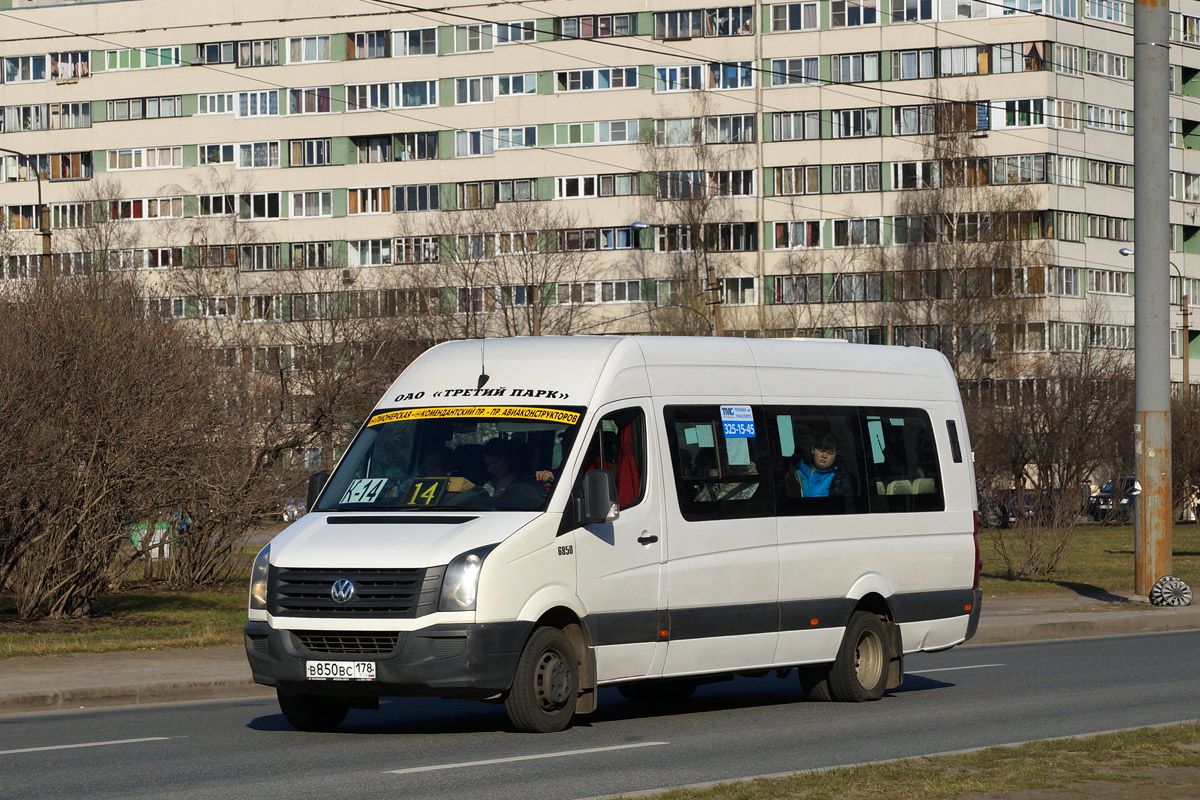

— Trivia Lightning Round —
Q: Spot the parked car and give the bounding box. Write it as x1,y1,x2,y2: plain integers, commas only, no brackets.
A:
1087,476,1139,522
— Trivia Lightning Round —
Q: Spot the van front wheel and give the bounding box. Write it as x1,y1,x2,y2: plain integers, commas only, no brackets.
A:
277,690,350,732
828,611,889,702
505,626,578,733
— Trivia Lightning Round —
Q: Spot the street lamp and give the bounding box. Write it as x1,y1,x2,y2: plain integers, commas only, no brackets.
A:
1120,247,1189,392
0,146,51,280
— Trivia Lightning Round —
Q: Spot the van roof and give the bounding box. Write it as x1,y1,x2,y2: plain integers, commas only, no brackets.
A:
379,336,959,412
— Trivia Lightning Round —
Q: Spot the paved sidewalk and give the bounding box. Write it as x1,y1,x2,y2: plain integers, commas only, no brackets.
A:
2,592,1198,714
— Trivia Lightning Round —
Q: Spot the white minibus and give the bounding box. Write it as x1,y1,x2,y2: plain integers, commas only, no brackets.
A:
245,336,982,733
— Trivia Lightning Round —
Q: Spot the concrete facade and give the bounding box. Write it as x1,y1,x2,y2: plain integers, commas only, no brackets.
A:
1,0,1198,376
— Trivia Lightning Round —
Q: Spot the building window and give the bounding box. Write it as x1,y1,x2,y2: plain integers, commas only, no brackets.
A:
242,244,282,271
991,154,1047,184
773,273,822,303
891,0,935,21
348,187,391,215
456,76,495,105
396,236,440,264
1086,217,1130,242
238,192,282,220
51,51,90,80
496,20,536,43
832,163,881,193
50,102,90,129
236,91,279,118
237,39,280,67
291,191,332,218
774,111,821,141
289,87,331,115
394,28,436,56
892,49,935,80
399,80,437,107
771,2,819,30
198,93,236,115
200,42,235,64
832,108,881,138
770,57,819,86
291,138,332,167
399,132,438,161
832,218,882,247
498,73,537,95
106,96,182,120
239,141,280,169
721,277,757,305
557,67,639,92
287,35,331,63
346,83,392,111
557,15,635,38
831,0,877,26
348,31,390,59
105,47,180,71
775,165,820,195
454,24,495,53
356,136,391,163
832,53,880,83
105,147,179,171
394,184,440,212
893,104,936,135
292,241,333,270
199,194,237,217
349,239,394,267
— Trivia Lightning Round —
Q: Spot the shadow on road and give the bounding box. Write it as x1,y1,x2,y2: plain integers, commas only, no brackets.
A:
246,671,959,735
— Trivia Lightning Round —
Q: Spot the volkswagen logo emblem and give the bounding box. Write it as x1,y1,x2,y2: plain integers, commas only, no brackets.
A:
330,578,356,605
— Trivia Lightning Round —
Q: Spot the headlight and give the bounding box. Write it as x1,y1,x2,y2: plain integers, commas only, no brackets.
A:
439,545,496,612
249,544,270,611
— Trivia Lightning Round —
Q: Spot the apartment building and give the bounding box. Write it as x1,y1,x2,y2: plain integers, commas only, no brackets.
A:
1,0,1198,382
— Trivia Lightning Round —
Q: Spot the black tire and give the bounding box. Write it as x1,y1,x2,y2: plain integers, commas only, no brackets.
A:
827,611,890,702
617,678,698,704
277,690,350,732
797,665,832,702
505,626,578,733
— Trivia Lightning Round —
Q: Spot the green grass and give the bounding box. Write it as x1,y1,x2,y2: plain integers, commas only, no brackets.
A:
2,522,1196,659
0,586,247,658
622,723,1200,800
979,522,1200,597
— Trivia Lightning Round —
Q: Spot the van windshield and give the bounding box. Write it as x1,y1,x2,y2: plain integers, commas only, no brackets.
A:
315,405,585,513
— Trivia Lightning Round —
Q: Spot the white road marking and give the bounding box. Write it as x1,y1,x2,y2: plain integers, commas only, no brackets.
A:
0,736,174,756
910,663,1005,674
387,741,669,775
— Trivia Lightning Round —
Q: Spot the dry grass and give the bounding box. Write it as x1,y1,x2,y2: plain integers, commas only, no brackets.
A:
979,522,1200,597
626,723,1200,800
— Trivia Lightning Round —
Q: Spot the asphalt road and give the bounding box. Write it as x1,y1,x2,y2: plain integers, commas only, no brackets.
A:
2,631,1198,800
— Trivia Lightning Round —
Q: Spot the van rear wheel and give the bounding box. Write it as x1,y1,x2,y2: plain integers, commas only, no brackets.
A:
828,611,889,702
277,690,350,732
505,626,578,733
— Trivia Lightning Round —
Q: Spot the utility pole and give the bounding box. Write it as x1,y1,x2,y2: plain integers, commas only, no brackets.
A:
1132,0,1173,597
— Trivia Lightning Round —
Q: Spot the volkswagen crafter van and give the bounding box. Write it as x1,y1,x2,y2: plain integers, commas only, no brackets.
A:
245,336,982,733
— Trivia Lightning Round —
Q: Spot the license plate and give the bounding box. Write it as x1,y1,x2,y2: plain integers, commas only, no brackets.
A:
305,660,376,681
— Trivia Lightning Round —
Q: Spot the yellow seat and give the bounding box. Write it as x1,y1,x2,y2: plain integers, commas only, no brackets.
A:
912,478,936,495
886,479,912,495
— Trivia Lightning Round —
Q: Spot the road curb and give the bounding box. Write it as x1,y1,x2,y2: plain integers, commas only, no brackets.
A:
0,679,273,714
970,607,1200,644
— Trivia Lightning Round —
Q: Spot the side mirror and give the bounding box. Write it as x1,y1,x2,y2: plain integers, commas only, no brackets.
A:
580,469,619,524
306,471,329,511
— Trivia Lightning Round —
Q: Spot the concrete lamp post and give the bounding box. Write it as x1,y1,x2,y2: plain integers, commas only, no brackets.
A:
1121,247,1189,392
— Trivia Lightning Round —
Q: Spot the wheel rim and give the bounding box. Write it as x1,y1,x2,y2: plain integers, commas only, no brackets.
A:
854,629,884,688
533,647,572,711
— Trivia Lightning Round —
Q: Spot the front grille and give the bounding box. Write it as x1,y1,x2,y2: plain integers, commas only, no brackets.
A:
269,565,445,619
294,631,400,655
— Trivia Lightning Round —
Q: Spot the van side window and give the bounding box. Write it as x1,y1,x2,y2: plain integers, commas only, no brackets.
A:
862,408,944,512
576,407,647,509
664,405,773,521
767,406,868,516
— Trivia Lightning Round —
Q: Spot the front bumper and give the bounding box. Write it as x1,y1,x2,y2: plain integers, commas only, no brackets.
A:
244,619,533,699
